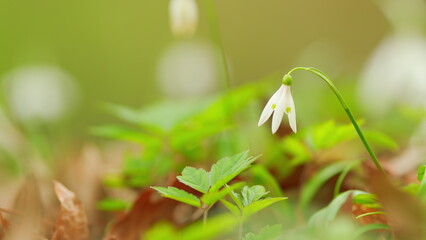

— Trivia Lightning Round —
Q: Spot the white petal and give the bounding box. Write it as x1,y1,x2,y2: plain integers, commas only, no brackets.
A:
271,86,287,133
169,0,198,36
284,86,297,133
258,85,284,126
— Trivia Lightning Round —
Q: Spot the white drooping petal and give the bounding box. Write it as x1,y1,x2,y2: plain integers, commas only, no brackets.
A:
284,86,297,133
169,0,198,37
271,86,287,134
258,85,284,126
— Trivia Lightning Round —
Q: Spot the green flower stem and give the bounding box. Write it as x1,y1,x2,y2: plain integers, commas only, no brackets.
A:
203,209,208,227
238,216,243,240
205,0,232,89
288,67,386,175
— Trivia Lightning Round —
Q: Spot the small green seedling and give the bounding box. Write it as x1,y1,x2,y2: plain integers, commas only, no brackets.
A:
152,150,259,224
221,185,286,239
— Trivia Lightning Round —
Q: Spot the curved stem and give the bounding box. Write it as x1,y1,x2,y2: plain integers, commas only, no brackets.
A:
288,67,386,175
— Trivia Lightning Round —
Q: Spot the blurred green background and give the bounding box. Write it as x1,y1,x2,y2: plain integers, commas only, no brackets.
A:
0,0,390,136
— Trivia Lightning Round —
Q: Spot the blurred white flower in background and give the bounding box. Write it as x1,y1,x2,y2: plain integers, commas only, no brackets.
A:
2,65,78,124
360,0,426,173
358,35,426,116
358,0,426,117
169,0,198,37
157,41,221,98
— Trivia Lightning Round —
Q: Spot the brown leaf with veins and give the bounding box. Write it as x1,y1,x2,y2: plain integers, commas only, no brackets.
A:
51,181,89,240
103,179,199,240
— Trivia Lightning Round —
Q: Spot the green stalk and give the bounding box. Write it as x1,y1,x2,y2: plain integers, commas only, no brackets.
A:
205,0,232,89
203,209,208,227
288,67,386,175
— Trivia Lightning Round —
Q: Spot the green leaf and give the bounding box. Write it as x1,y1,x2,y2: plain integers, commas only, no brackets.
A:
220,199,241,216
418,165,426,182
230,189,244,210
250,165,285,197
352,223,390,239
177,167,211,193
300,161,348,211
417,165,426,199
364,130,399,151
202,182,245,206
310,120,356,150
241,185,269,207
180,214,238,240
144,223,177,240
242,197,287,219
352,192,381,209
151,186,201,207
243,224,282,240
97,198,129,211
209,150,259,192
90,125,161,147
308,190,363,229
334,160,361,197
281,136,311,166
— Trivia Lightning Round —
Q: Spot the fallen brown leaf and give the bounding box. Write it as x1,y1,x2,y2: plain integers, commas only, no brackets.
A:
103,179,199,240
51,181,89,240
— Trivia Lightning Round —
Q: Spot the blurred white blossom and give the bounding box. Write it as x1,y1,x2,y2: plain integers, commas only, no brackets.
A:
359,0,426,116
169,0,198,37
157,41,220,97
2,65,78,123
358,35,426,116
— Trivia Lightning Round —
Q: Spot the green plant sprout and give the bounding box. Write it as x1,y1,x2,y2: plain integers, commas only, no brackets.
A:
152,150,259,226
221,185,287,239
259,67,385,174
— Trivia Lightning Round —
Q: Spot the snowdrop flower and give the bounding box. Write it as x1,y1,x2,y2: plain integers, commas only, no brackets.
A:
169,0,198,37
258,74,297,134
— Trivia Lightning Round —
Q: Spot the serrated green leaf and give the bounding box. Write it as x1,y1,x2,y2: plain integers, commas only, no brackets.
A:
209,151,259,192
151,186,201,207
220,199,241,216
242,197,287,219
243,224,282,240
177,167,210,193
202,182,245,206
230,189,244,210
241,185,269,207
